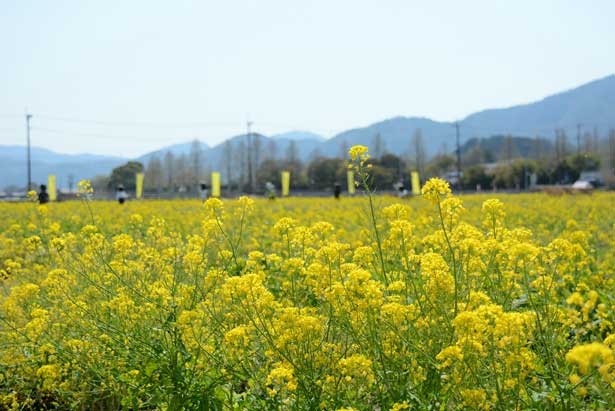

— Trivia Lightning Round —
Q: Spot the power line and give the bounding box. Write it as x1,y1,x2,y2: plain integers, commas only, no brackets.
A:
30,126,198,143
30,114,339,137
4,111,614,138
35,114,241,129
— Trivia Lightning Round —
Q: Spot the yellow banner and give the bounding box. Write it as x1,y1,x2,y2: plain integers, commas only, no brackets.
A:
47,175,57,201
411,171,421,195
281,171,290,196
347,171,355,194
136,172,144,199
211,172,221,197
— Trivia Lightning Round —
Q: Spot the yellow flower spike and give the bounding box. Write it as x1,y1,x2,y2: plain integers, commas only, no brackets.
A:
266,363,298,399
204,197,224,213
421,177,451,204
348,145,369,161
77,179,93,195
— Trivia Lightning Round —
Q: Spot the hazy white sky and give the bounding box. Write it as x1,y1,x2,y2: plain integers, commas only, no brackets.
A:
1,0,614,157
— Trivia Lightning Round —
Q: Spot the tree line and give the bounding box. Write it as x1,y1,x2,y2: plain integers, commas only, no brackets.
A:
93,128,615,194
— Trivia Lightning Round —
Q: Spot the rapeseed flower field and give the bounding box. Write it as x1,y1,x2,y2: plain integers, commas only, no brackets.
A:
2,147,615,410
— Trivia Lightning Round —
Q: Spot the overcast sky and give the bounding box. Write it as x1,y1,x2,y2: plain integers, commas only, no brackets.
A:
1,0,614,157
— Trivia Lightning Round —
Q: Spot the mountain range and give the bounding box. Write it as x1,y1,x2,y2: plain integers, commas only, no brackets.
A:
2,74,614,189
0,146,126,191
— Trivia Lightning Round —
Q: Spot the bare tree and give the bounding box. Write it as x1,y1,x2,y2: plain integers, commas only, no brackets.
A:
583,127,599,154
163,151,175,191
465,139,483,166
308,148,322,163
338,139,349,159
504,135,514,163
372,133,385,158
266,139,278,161
145,155,163,193
223,140,233,192
175,153,191,190
592,127,600,155
411,129,426,176
67,174,75,193
555,129,568,161
189,139,203,186
236,140,246,192
253,134,262,181
532,136,543,160
438,142,449,157
286,140,298,163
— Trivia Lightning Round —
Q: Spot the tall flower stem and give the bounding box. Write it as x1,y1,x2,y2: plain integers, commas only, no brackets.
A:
360,173,388,286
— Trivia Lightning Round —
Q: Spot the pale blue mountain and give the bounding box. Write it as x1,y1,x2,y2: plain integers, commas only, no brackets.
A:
0,145,127,189
204,133,323,172
322,74,615,158
137,140,210,163
322,116,454,158
461,74,615,138
3,74,615,189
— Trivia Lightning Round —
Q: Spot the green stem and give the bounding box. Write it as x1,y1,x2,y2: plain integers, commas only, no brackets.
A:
361,173,388,286
436,197,458,317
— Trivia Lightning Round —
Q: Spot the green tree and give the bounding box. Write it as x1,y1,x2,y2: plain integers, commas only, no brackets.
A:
367,154,404,190
425,154,456,179
493,159,536,189
306,157,346,190
461,165,493,190
256,159,283,187
109,161,144,190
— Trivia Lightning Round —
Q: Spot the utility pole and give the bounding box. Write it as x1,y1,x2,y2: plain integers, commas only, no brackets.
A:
454,122,461,190
246,120,253,193
26,113,33,192
576,123,582,156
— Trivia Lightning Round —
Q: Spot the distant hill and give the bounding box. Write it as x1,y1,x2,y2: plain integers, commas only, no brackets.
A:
271,131,325,142
204,133,323,172
322,74,615,158
137,140,210,164
322,116,453,158
0,145,127,189
462,74,615,137
3,74,614,189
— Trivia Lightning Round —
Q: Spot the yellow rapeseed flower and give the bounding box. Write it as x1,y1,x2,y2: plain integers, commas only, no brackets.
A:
421,177,451,204
348,145,369,161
